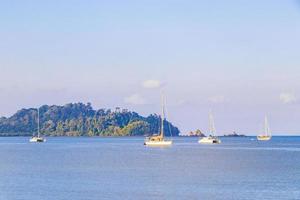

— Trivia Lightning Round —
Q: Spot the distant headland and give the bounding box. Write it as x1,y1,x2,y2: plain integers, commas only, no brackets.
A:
0,103,180,137
183,130,247,137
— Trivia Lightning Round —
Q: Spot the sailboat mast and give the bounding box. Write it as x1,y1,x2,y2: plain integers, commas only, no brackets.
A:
264,116,270,136
37,108,40,138
209,112,216,136
160,93,165,137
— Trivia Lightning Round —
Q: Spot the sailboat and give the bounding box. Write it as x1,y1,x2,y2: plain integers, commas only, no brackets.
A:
257,116,272,141
198,112,221,144
144,94,172,147
30,108,46,143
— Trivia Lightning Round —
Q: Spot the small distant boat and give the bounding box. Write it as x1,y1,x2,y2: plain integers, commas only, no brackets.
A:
144,134,173,146
144,93,172,147
257,116,271,141
30,136,46,143
198,112,221,144
30,108,46,143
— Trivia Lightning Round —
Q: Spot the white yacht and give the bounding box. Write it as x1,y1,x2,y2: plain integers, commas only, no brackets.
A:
144,93,172,147
30,108,46,143
257,116,272,141
198,112,221,144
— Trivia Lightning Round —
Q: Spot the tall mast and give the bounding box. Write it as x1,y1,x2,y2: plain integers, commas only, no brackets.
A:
264,116,270,136
37,108,40,138
160,93,165,137
209,111,216,136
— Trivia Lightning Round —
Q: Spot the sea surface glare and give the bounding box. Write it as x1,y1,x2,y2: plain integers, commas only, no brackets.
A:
0,137,299,200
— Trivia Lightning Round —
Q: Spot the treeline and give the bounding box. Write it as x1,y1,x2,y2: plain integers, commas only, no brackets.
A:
0,103,180,137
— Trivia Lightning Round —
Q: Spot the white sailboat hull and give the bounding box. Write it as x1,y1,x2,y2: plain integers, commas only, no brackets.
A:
144,140,172,146
30,137,46,143
257,135,271,141
198,137,221,144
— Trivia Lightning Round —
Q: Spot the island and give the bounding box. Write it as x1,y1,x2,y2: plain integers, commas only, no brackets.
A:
185,129,206,137
223,132,246,137
0,103,180,137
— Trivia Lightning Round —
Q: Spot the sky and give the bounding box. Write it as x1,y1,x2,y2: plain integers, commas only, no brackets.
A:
1,0,300,135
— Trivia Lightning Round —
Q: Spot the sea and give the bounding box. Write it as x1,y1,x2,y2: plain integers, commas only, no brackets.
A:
0,136,299,200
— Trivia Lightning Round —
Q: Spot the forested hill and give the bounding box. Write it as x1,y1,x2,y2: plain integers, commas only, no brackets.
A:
0,103,180,137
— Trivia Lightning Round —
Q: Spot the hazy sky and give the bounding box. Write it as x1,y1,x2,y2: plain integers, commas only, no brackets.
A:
1,0,300,135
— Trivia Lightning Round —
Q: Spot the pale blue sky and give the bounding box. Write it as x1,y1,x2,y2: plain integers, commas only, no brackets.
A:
1,0,300,134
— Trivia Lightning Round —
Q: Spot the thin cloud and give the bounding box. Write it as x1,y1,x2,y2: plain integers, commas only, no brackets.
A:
280,92,297,104
208,95,226,104
142,79,161,89
124,94,147,105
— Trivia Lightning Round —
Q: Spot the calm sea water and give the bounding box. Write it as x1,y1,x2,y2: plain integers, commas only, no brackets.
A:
0,137,299,200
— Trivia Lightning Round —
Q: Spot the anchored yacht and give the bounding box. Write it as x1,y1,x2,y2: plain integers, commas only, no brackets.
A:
30,108,46,143
257,116,272,141
198,112,221,144
144,93,172,147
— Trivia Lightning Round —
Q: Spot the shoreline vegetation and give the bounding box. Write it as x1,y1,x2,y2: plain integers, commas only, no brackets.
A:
0,103,179,137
